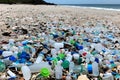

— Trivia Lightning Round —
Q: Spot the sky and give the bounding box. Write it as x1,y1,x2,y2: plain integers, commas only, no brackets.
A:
45,0,120,4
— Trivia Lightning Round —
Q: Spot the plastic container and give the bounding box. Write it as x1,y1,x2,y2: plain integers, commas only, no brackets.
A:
55,62,63,79
87,64,92,74
92,62,99,76
7,70,16,78
29,62,51,73
69,61,74,72
21,65,31,80
2,51,14,57
53,42,64,50
35,54,44,63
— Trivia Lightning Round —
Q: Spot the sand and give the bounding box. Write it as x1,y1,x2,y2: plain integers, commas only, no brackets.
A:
0,5,120,40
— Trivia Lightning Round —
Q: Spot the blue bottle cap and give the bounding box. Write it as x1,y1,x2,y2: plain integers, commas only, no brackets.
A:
22,40,28,45
110,60,114,64
19,58,26,63
0,50,3,55
75,43,83,50
9,56,17,62
19,51,30,60
95,58,99,63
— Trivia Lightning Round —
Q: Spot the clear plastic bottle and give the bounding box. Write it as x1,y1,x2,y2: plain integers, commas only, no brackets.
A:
55,62,63,80
7,70,16,78
29,62,51,73
21,65,31,80
66,73,72,80
69,61,74,72
35,54,43,63
92,62,99,76
2,51,13,57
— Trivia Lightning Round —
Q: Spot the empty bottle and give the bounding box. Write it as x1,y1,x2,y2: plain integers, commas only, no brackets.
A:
21,65,31,80
55,62,63,80
92,62,99,76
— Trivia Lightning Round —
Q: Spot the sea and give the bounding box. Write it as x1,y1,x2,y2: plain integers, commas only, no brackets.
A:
61,4,120,11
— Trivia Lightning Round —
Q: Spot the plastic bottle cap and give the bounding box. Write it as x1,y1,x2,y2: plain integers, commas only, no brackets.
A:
9,56,17,62
61,60,70,69
58,53,65,60
70,40,75,45
82,52,87,56
40,68,50,77
0,50,3,55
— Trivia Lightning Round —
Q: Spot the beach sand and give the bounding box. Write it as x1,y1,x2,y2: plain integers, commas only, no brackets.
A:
0,5,120,40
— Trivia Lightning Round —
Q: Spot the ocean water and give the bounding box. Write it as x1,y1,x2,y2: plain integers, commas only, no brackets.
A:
61,4,120,11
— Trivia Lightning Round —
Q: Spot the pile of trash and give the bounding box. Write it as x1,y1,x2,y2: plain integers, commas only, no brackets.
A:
0,19,120,80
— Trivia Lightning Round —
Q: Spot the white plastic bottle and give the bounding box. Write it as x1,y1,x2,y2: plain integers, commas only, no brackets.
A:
35,54,43,63
29,62,51,73
55,62,63,79
66,73,71,80
92,62,99,76
7,70,16,78
69,61,74,73
21,66,31,80
2,51,13,57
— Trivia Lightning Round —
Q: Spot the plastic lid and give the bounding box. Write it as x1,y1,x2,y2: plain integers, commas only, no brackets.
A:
82,52,87,56
75,43,83,50
61,60,70,69
0,61,6,72
0,50,3,55
40,68,50,77
78,57,82,64
58,53,65,60
9,56,17,62
70,40,75,45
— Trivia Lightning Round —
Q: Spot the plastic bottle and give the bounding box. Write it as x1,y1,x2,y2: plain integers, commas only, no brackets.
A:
87,64,92,74
21,65,31,80
66,73,72,80
92,62,99,76
55,62,63,79
53,42,64,50
35,54,44,63
9,39,15,46
7,70,16,78
73,54,79,60
69,61,74,72
29,62,51,73
2,51,13,57
66,54,72,62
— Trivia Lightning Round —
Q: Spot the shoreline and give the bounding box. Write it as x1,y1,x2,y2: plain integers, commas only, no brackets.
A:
59,5,120,11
